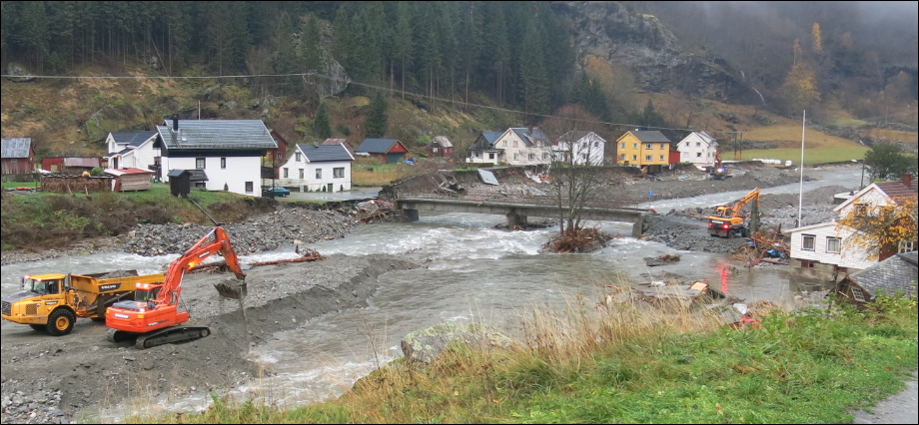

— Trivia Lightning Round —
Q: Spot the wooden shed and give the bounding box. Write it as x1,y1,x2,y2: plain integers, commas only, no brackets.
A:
167,169,208,197
1,138,34,175
356,138,409,164
105,168,153,192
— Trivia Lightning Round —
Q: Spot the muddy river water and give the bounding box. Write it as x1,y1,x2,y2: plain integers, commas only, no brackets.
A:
0,166,863,419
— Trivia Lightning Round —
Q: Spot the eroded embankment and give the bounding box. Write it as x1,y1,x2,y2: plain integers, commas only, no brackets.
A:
0,254,417,425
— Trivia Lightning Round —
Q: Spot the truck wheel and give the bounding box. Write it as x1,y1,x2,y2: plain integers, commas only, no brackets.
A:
29,324,46,332
46,309,76,336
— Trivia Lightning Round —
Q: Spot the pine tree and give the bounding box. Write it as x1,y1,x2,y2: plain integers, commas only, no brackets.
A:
519,18,550,123
314,102,332,140
392,2,414,99
365,92,388,138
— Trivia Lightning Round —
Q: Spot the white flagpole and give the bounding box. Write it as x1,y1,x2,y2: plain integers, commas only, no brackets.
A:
798,110,806,227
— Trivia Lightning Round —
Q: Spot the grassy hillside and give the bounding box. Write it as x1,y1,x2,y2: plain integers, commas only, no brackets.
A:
0,186,272,251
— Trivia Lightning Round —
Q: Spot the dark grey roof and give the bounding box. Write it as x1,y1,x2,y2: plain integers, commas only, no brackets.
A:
104,148,133,159
510,128,549,146
156,120,278,151
167,169,209,181
849,252,918,299
356,138,399,154
1,138,32,159
432,136,453,148
482,132,503,146
632,131,671,143
297,144,354,163
109,131,157,148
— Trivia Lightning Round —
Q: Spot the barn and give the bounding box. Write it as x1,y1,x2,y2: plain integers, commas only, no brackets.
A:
1,138,34,175
355,138,409,164
105,168,153,192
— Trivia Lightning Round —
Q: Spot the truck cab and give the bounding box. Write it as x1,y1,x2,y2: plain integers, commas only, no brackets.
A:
1,274,76,335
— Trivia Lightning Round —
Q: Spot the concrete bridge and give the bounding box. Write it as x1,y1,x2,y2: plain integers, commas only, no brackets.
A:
396,198,648,237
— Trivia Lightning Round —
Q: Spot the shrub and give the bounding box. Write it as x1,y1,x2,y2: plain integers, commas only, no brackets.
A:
90,166,104,176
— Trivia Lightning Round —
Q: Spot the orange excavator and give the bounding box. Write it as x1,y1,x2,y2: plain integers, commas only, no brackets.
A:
707,188,760,238
106,227,245,349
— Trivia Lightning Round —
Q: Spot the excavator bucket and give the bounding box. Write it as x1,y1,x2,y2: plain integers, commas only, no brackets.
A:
214,277,247,300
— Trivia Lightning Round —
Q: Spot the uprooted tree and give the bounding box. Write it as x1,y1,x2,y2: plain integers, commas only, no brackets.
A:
836,195,918,261
541,105,616,253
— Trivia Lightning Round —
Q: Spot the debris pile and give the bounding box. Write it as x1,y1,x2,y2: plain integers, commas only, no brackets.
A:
352,200,394,223
732,231,790,267
644,254,681,267
541,228,620,253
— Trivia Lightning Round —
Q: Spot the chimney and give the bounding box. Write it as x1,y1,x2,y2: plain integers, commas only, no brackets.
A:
172,117,179,132
904,173,913,188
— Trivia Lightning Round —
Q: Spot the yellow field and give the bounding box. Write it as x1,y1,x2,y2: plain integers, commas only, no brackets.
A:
742,125,863,149
864,128,918,144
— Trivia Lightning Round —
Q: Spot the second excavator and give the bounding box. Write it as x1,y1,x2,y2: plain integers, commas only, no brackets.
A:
106,227,246,349
707,188,760,238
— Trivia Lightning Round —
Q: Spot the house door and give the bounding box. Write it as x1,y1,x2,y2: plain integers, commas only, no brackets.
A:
386,153,402,164
327,183,334,193
113,157,119,169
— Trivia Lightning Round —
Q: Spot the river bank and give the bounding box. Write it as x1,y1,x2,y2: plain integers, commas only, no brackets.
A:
0,255,417,424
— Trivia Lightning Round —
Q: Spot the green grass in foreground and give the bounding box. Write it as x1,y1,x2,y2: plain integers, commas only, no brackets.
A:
1,181,39,189
128,294,918,424
742,147,870,164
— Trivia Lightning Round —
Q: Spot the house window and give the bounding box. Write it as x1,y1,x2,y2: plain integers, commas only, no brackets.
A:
660,144,666,150
900,241,917,253
295,153,302,162
299,169,305,179
696,142,701,147
221,157,227,169
503,140,507,147
645,155,653,161
826,237,841,254
582,153,590,161
802,234,816,252
621,142,625,149
333,167,344,178
196,158,205,169
696,152,702,158
514,140,519,148
514,153,520,160
283,168,289,178
316,169,322,179
646,143,653,150
245,182,253,193
632,155,638,161
851,287,867,303
594,142,599,148
433,147,439,153
488,153,495,160
633,143,638,149
855,203,867,216
660,155,665,161
528,153,535,161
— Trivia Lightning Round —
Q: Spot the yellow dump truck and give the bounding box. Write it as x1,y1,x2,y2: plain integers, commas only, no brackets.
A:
1,271,165,336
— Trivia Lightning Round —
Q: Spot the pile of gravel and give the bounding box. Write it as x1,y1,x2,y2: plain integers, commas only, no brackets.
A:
1,379,66,425
643,215,749,253
123,205,358,256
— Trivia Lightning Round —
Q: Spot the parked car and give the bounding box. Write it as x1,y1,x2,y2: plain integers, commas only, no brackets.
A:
264,186,290,197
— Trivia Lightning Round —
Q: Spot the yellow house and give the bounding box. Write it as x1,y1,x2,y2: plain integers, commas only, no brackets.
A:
616,130,672,167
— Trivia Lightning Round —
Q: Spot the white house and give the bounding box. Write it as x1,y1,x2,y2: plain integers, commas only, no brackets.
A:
676,131,717,169
276,144,354,192
788,174,918,275
467,127,551,166
467,131,504,164
103,131,160,174
553,131,606,166
155,119,278,197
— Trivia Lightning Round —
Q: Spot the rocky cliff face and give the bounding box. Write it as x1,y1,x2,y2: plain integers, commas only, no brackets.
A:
553,1,760,104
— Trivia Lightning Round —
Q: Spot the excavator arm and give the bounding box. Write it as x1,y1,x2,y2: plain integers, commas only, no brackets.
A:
158,227,246,308
729,188,760,218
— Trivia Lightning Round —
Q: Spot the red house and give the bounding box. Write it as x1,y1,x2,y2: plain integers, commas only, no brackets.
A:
355,138,409,164
41,157,103,174
431,136,453,158
268,130,289,165
1,138,34,175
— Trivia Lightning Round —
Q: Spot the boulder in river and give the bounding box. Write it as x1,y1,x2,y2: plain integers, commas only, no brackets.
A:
400,323,514,364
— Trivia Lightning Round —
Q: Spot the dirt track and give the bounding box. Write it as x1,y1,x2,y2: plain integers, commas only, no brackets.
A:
0,255,416,424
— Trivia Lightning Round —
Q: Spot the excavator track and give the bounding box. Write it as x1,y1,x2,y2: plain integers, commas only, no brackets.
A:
107,326,211,349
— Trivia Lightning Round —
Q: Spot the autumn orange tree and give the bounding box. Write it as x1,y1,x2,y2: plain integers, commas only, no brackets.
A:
837,195,918,261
